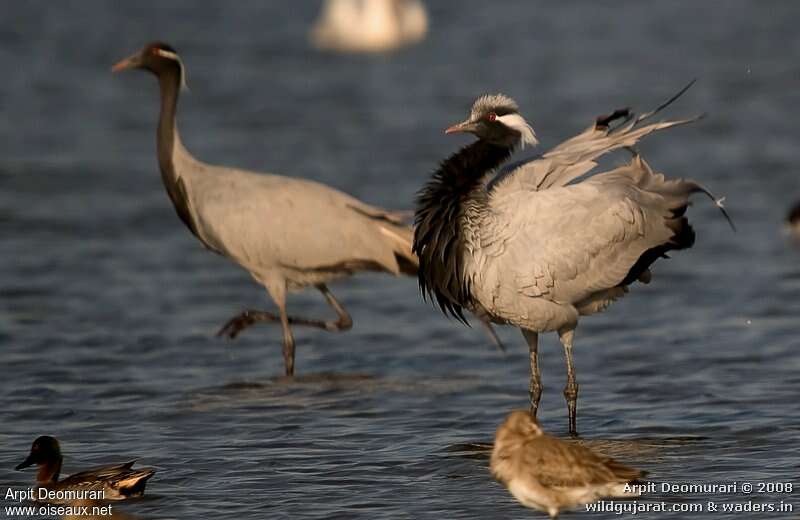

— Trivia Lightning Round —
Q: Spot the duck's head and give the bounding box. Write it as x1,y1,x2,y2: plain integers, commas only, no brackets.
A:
445,94,538,149
16,436,62,471
112,41,187,86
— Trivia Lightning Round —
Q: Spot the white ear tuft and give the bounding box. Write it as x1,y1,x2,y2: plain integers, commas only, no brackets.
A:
496,113,538,149
154,49,178,60
155,49,189,91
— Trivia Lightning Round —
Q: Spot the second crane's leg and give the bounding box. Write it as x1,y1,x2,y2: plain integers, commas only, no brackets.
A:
474,308,505,352
521,329,541,418
217,284,352,338
309,284,353,332
559,328,579,437
272,283,295,377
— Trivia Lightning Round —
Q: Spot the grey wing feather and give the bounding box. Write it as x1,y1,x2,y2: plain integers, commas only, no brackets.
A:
496,81,699,192
492,83,733,228
496,115,700,194
190,171,418,276
348,205,414,225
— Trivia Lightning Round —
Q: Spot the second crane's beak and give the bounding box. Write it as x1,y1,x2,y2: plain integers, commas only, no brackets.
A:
111,53,142,73
444,120,477,135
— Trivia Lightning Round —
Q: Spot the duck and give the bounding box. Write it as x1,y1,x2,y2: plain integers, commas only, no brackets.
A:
490,411,645,518
15,436,155,502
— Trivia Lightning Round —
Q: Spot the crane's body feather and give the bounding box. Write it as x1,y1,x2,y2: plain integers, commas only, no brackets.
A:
472,156,700,332
161,90,418,292
180,158,416,290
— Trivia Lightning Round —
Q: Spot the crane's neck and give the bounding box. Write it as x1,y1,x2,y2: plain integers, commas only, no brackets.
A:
413,139,513,320
155,65,201,237
36,457,62,484
156,66,189,182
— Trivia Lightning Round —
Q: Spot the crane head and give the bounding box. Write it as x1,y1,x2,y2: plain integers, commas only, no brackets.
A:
446,93,538,149
112,41,188,90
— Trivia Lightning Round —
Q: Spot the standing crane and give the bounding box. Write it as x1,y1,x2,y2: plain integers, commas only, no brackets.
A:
111,42,420,376
413,85,732,435
112,42,501,377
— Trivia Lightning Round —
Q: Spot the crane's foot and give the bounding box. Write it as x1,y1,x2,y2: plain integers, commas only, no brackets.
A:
216,308,354,340
568,420,579,438
217,310,280,339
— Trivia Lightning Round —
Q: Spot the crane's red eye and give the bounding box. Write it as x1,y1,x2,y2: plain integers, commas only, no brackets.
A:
487,112,497,122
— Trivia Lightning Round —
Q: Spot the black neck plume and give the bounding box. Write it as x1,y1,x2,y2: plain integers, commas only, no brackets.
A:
413,140,513,321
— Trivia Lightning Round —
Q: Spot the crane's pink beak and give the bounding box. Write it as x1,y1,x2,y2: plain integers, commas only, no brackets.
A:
444,120,476,135
111,53,141,73
445,122,467,134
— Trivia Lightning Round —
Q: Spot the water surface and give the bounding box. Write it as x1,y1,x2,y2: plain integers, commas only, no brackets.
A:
1,1,799,518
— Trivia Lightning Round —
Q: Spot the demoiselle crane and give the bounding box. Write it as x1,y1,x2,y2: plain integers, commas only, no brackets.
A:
413,84,732,435
110,42,442,376
490,410,645,517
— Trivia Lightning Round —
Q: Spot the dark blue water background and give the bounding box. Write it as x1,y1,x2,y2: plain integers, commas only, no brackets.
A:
1,1,798,518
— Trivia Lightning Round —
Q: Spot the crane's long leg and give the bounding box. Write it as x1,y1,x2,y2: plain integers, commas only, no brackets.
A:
558,328,579,437
217,284,353,339
473,308,505,353
242,280,296,376
480,319,505,353
312,285,354,331
521,329,541,418
277,292,295,377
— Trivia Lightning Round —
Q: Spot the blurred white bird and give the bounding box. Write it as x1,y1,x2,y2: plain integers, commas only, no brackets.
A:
311,0,428,53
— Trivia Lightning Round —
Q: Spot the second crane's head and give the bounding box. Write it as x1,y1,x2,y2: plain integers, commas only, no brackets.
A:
112,41,187,87
445,94,538,149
